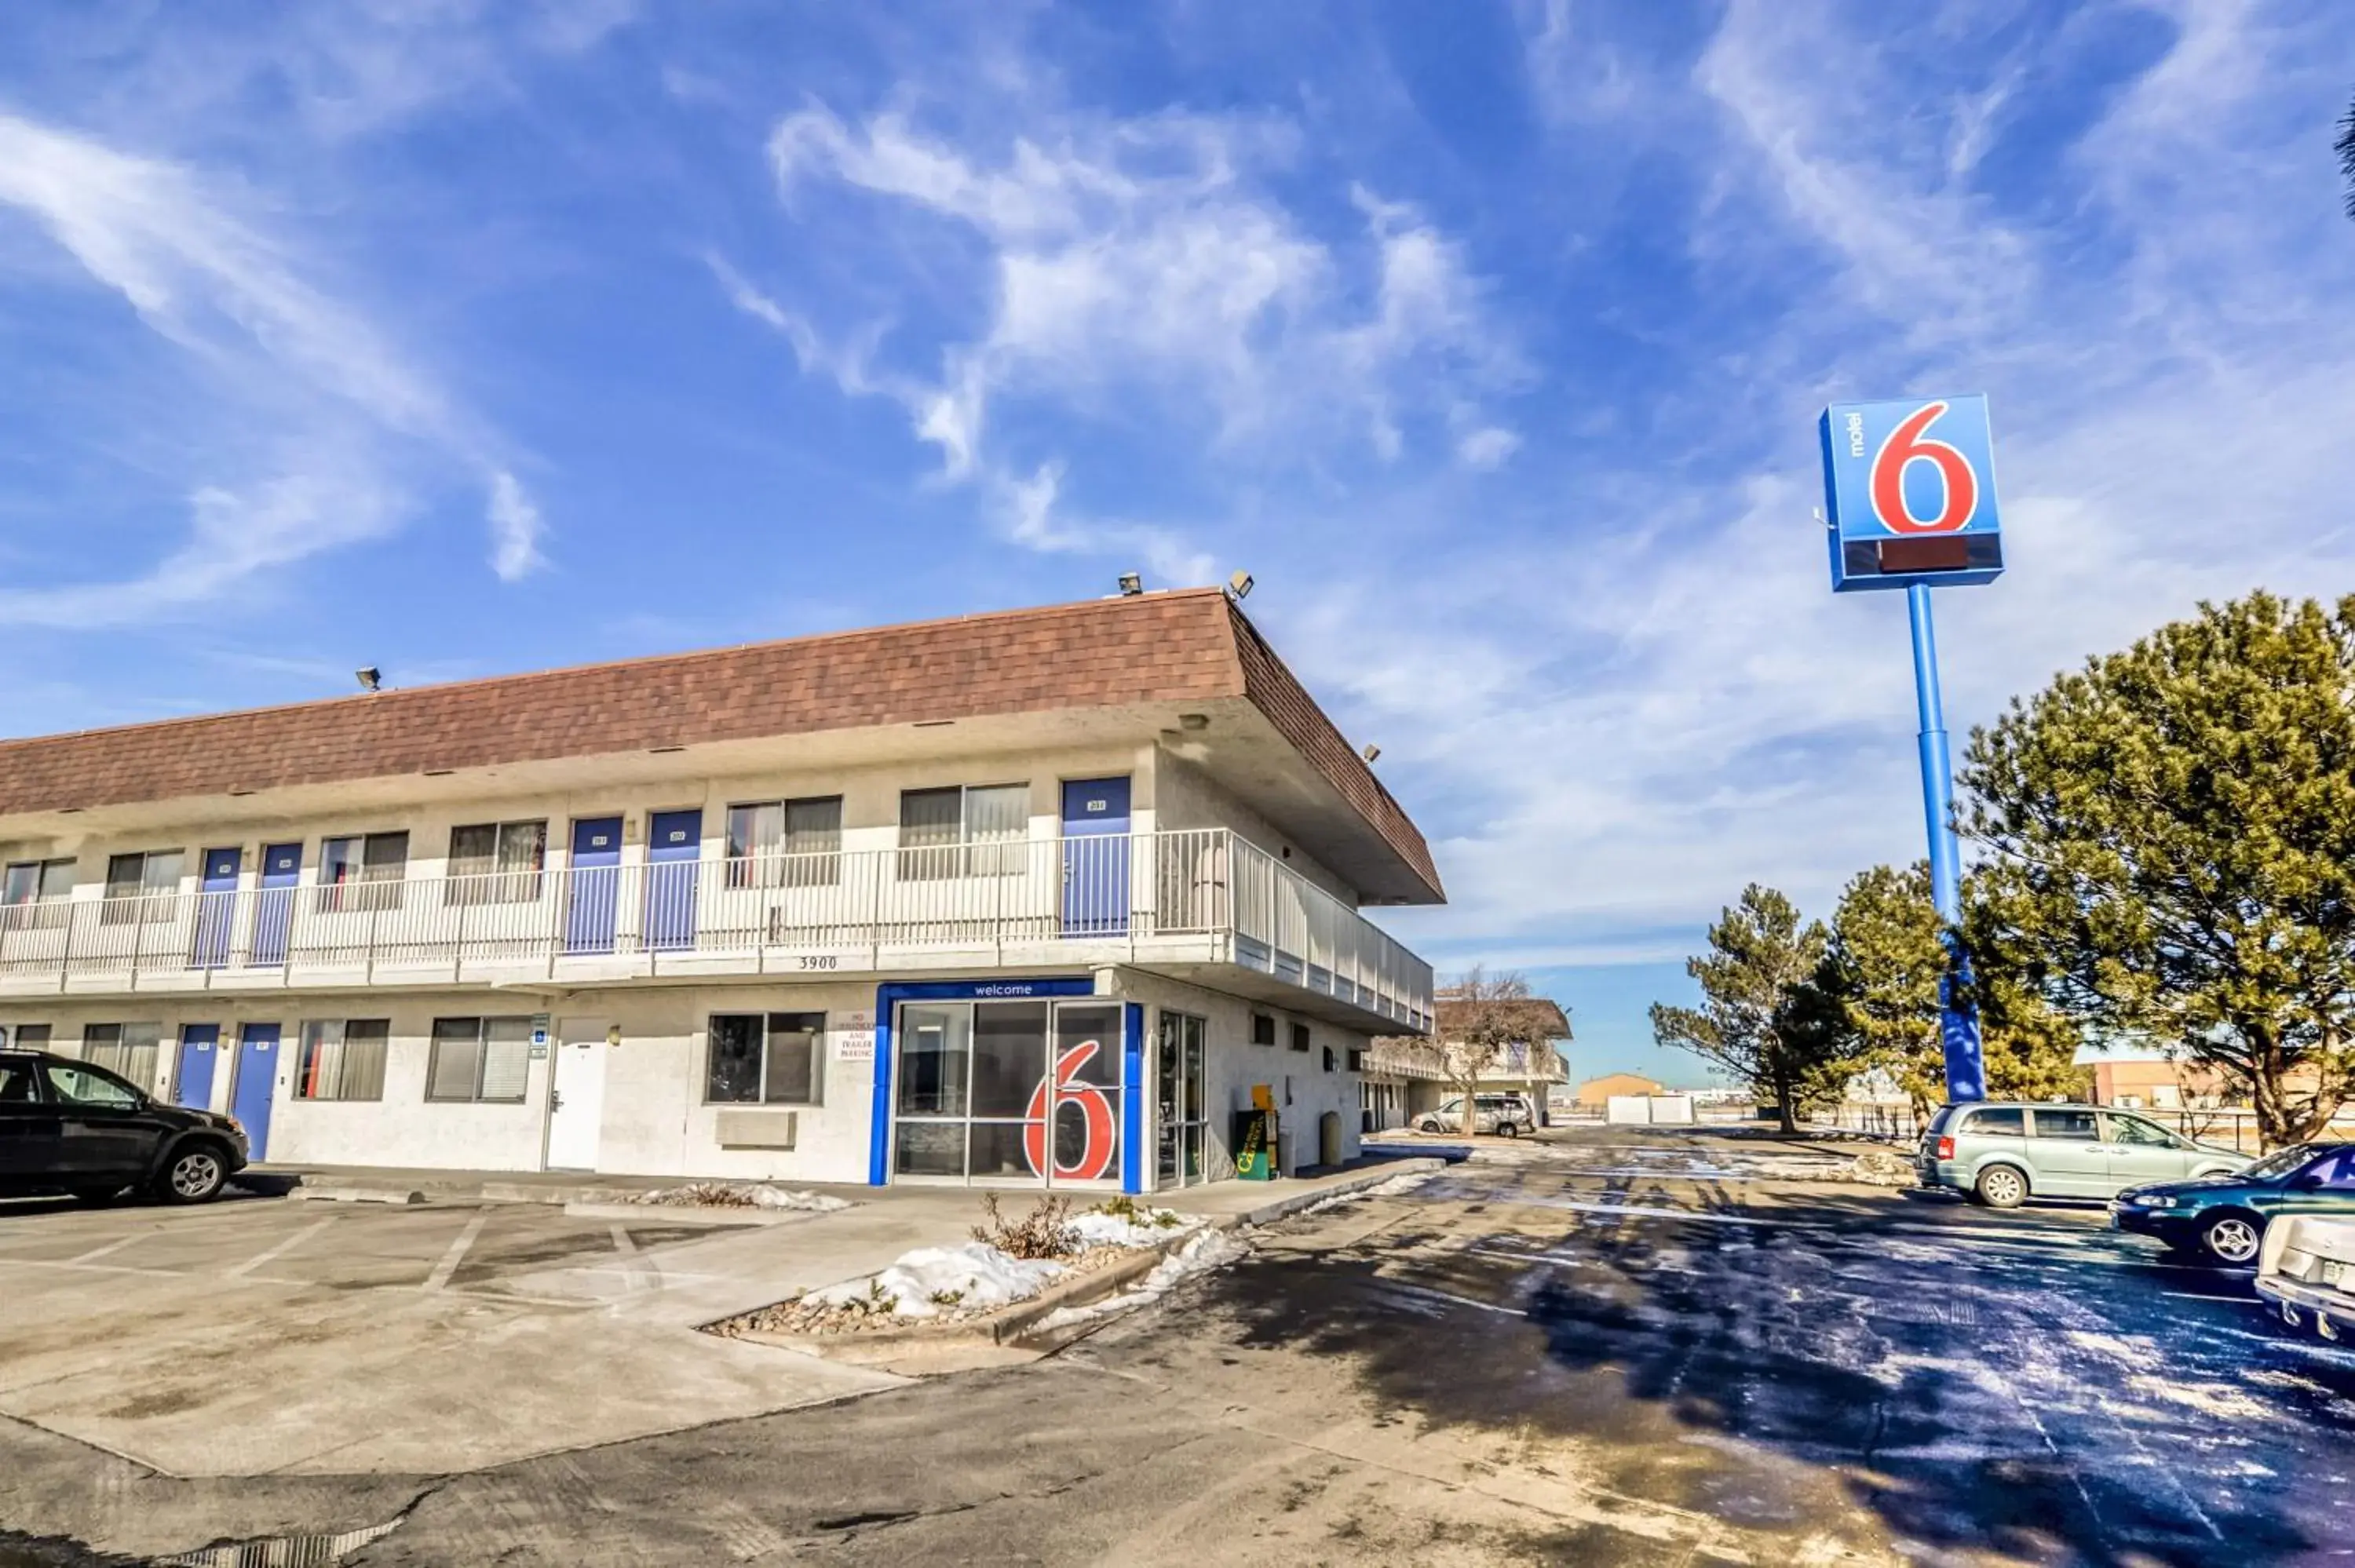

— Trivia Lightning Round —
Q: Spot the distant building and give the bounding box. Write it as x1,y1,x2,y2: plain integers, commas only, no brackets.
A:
1574,1071,1663,1108
1364,994,1570,1130
2072,1041,2317,1112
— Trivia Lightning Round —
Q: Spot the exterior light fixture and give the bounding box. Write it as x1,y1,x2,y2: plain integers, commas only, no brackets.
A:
1226,570,1254,600
1118,572,1143,596
1361,743,1381,763
355,666,382,692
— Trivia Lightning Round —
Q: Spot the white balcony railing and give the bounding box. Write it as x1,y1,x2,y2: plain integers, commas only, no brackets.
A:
0,829,1433,1029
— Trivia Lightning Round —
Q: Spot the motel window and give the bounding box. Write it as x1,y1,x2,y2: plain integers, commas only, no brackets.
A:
297,1019,390,1102
100,850,184,924
1290,1022,1311,1054
81,1023,162,1091
897,784,1026,880
446,821,547,906
1346,1048,1364,1073
706,1012,824,1106
318,833,409,913
2,1024,51,1052
1251,1012,1276,1047
2,859,75,929
725,797,842,888
425,1016,533,1104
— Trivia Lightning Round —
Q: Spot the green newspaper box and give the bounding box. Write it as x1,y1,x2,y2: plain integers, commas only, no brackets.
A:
1232,1108,1279,1181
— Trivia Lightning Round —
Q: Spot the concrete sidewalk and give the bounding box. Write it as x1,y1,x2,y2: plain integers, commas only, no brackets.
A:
254,1152,1445,1233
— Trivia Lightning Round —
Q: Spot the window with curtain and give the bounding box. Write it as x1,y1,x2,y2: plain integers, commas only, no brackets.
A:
2,859,74,930
81,1022,162,1090
446,821,546,905
425,1016,532,1103
296,1019,390,1100
897,784,1027,879
100,851,184,924
725,797,842,888
319,833,408,913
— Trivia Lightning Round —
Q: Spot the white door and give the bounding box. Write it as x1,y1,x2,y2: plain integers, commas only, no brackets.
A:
546,1020,608,1171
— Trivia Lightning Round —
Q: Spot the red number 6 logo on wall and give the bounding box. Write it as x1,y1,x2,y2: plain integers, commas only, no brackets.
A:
1869,400,1979,535
1024,1039,1118,1182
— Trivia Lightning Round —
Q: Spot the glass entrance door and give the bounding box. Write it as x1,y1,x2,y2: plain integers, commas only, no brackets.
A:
893,999,1123,1187
1156,1011,1207,1188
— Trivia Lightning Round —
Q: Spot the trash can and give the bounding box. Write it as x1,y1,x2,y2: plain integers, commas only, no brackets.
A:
1232,1109,1279,1181
1319,1110,1342,1168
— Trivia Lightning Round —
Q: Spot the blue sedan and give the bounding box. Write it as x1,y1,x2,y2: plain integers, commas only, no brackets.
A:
2110,1142,2355,1265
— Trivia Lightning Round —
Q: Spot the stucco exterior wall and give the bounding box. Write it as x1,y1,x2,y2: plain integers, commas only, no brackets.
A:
3,967,1370,1187
1151,749,1356,905
1110,966,1367,1181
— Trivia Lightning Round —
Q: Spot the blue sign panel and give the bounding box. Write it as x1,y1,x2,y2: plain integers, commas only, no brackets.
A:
1820,394,2004,593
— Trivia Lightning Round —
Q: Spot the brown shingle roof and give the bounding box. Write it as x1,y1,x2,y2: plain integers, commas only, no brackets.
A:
0,589,1443,899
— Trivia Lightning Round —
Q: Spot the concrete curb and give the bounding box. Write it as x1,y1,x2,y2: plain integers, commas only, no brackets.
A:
561,1201,827,1227
717,1241,1172,1363
716,1161,1445,1366
288,1186,427,1206
1188,1156,1446,1231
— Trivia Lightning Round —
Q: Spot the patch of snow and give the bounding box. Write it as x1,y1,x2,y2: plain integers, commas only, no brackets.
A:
1068,1208,1198,1249
633,1183,852,1212
1035,1228,1246,1332
2125,1373,2271,1423
813,1241,1065,1319
2065,1329,2161,1362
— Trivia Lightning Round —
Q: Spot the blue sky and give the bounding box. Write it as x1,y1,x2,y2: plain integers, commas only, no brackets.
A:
3,2,2353,1087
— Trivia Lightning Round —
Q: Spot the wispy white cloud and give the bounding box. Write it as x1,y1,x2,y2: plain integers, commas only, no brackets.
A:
485,470,545,582
1455,427,1521,471
739,101,1521,573
0,110,546,622
0,470,400,628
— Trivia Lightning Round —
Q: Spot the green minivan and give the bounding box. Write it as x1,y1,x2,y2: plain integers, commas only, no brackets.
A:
1915,1101,2246,1209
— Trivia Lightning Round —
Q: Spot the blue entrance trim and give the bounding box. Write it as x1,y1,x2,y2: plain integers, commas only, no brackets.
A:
867,977,1100,1187
1121,1002,1145,1195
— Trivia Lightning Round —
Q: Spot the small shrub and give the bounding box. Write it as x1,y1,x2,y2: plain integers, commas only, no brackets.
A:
928,1288,966,1308
1094,1194,1184,1230
973,1194,1079,1260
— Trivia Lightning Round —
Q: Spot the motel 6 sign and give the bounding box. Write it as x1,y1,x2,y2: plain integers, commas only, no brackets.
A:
1819,394,2005,592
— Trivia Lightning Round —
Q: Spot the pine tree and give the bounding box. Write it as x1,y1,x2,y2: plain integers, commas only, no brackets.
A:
1819,862,2086,1114
1652,884,1857,1132
1960,593,2355,1146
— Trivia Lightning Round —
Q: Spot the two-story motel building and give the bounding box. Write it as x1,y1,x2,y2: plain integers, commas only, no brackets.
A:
0,589,1439,1194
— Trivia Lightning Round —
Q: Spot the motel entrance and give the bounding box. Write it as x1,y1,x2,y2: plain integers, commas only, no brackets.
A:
881,980,1134,1190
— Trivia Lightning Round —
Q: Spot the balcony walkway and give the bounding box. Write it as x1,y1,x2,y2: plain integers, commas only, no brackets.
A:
0,830,1431,1034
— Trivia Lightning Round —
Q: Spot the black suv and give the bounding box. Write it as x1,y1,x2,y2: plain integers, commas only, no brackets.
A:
0,1051,249,1204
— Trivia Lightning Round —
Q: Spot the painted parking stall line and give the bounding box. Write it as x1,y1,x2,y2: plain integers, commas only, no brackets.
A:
225,1215,337,1280
422,1211,491,1292
64,1232,147,1265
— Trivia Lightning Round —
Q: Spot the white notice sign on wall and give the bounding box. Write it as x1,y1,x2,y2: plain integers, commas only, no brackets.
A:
835,1030,875,1063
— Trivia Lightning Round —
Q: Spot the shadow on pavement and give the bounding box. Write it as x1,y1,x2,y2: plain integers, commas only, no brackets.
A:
1212,1173,2346,1566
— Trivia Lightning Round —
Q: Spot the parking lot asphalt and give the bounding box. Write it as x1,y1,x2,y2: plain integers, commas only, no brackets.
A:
1199,1137,2355,1565
3,1132,2351,1566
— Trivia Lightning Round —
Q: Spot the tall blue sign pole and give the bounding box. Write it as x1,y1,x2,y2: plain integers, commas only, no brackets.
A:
1821,396,2003,1103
